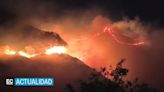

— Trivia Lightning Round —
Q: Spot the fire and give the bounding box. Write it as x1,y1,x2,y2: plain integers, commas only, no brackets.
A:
104,26,145,46
45,46,67,55
1,45,67,58
18,51,38,58
0,25,145,60
4,49,16,55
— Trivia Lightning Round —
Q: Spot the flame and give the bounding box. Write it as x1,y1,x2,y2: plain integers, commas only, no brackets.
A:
45,46,67,55
1,46,67,58
104,26,145,46
4,49,16,55
18,51,38,58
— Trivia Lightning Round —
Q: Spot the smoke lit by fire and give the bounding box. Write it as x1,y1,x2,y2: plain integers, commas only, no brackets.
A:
104,26,145,46
0,22,146,60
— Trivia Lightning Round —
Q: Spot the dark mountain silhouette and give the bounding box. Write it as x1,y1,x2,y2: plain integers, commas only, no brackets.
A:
0,54,94,92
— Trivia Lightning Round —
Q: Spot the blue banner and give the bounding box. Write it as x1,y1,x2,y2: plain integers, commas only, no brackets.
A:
14,78,54,86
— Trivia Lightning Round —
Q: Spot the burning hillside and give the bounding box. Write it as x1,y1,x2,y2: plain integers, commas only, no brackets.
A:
0,25,95,92
0,26,68,58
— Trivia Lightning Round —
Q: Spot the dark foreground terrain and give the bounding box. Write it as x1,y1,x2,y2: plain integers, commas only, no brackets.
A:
0,54,94,92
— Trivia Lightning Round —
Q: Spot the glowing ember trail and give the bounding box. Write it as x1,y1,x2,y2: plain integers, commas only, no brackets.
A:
104,26,145,46
45,46,67,55
68,25,145,47
63,25,146,61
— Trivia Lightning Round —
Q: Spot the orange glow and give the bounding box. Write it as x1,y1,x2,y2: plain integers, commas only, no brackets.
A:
45,46,67,55
1,45,67,58
18,51,38,58
104,26,145,46
4,49,16,55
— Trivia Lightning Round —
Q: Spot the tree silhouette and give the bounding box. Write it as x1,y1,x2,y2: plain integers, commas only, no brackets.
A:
66,59,156,92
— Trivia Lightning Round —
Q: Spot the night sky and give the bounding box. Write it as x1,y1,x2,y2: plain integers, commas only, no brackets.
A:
0,0,164,26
